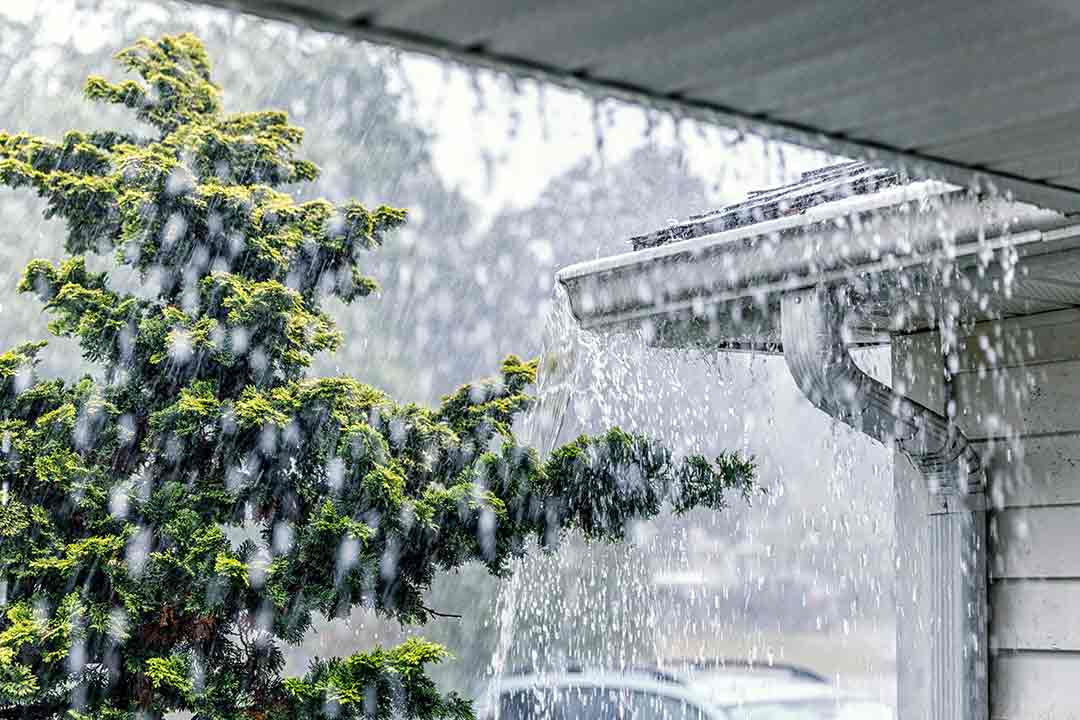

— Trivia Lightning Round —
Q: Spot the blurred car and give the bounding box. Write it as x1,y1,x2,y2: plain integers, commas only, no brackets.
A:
479,661,894,720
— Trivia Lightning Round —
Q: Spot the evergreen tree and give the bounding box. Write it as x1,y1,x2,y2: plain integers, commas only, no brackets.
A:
0,35,754,718
0,2,472,397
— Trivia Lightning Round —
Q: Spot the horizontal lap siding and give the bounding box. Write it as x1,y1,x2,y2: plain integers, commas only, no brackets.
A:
991,581,1080,651
978,435,1080,508
991,506,1080,579
954,309,1080,719
954,309,1080,374
991,653,1080,720
954,361,1080,439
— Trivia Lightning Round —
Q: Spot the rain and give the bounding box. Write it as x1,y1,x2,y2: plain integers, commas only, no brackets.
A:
2,1,1076,719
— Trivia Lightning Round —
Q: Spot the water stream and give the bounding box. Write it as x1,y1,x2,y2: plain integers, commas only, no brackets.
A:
489,276,901,711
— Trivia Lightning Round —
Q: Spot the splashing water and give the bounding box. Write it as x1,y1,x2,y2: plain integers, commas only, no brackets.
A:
488,273,901,708
515,285,586,456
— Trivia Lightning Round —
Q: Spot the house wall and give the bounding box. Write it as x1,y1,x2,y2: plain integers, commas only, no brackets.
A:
894,308,1080,720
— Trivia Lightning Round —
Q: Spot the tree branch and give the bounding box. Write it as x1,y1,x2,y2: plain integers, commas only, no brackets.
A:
420,603,462,619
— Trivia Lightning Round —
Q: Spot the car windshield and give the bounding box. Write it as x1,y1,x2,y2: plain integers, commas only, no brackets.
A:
498,686,709,720
723,700,894,720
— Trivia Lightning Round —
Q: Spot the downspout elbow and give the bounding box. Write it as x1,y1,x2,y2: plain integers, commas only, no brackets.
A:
780,284,987,720
780,285,980,492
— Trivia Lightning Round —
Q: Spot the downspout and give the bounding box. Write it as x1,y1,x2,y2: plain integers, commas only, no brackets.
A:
780,285,987,720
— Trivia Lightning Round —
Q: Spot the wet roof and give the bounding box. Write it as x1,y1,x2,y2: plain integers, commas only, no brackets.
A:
630,161,901,250
202,0,1080,214
555,163,1080,351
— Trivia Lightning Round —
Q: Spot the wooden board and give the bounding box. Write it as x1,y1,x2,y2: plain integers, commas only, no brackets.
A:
977,434,1080,508
992,506,1080,579
992,580,1080,651
955,308,1080,373
991,652,1080,719
954,360,1080,439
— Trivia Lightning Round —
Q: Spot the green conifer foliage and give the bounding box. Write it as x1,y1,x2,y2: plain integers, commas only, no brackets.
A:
0,35,755,719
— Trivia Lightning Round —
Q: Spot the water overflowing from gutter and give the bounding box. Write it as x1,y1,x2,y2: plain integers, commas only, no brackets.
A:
515,286,586,457
488,272,900,707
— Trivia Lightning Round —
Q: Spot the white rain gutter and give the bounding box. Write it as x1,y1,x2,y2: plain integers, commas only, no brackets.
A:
557,181,1070,343
780,284,986,720
555,182,1079,720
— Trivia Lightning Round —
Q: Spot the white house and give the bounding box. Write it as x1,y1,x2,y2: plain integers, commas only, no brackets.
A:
556,161,1080,719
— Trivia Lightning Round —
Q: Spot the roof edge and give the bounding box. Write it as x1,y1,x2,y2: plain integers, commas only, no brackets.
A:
196,0,1080,214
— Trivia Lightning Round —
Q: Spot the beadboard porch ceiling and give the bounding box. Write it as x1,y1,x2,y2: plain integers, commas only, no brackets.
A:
201,0,1080,214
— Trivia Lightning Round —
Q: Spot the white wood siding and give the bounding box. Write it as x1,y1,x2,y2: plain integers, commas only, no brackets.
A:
894,308,1080,719
990,582,1080,651
991,653,1080,719
955,309,1080,719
